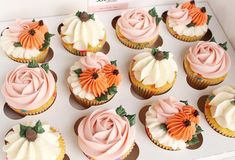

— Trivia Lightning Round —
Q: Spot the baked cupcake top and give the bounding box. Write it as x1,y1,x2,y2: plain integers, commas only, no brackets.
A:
146,97,202,150
67,52,121,101
131,48,178,87
186,41,231,79
167,0,211,37
117,8,160,43
3,120,63,160
209,85,235,131
77,106,136,160
61,11,105,51
0,19,53,59
1,61,56,111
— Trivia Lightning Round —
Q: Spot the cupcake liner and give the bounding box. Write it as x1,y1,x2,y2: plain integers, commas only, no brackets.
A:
183,58,226,89
61,35,106,56
166,19,204,42
116,25,158,49
204,98,235,138
8,47,49,63
51,127,66,160
10,88,57,116
129,61,176,99
145,127,178,151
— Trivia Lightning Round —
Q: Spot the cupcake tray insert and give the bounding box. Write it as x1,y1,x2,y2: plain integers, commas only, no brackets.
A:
1,2,235,160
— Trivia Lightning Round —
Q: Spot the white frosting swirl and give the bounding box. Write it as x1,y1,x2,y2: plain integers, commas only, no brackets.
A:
146,106,187,150
3,122,62,160
209,85,235,131
0,33,40,59
67,61,95,100
61,15,105,50
132,49,178,87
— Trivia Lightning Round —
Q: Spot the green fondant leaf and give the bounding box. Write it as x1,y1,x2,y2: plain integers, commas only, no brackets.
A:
32,19,36,22
219,41,228,51
33,120,45,134
39,32,54,51
75,11,81,17
20,124,28,137
148,7,158,17
162,51,169,59
95,93,108,101
231,100,235,105
195,125,203,135
156,17,162,25
210,37,216,43
89,13,95,20
209,95,215,101
74,68,83,77
116,105,127,117
41,63,49,73
13,42,22,47
151,48,159,56
180,100,189,105
28,60,39,68
108,85,117,95
160,123,168,131
207,15,212,25
176,3,179,8
186,22,196,27
186,135,199,145
111,60,117,66
126,114,136,126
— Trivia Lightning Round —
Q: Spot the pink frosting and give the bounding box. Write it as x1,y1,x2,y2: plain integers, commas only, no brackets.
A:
186,41,231,79
3,19,31,42
77,108,135,160
167,7,191,25
117,8,159,43
153,97,184,123
1,65,56,110
80,52,110,70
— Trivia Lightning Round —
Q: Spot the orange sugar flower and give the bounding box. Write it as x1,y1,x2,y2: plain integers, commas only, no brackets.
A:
102,64,121,87
79,68,109,97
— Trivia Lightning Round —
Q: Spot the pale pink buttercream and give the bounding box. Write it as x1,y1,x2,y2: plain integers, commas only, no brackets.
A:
153,96,184,123
77,108,135,160
1,65,55,110
186,41,231,79
3,19,31,42
117,8,159,43
80,52,110,70
167,7,191,25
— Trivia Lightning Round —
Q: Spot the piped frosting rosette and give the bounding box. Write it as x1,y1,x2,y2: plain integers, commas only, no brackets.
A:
60,11,106,55
145,97,203,150
184,40,231,89
0,19,54,62
205,85,235,137
3,120,65,160
77,106,136,160
67,52,121,107
166,0,211,41
1,61,56,115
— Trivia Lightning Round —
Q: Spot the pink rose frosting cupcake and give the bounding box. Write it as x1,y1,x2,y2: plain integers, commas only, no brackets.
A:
1,61,56,115
116,7,161,49
166,1,211,42
184,40,231,89
77,106,136,160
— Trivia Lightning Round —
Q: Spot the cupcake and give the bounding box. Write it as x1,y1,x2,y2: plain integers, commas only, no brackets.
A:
0,19,54,63
67,52,121,107
60,11,106,56
184,41,231,89
77,106,136,160
204,85,235,137
3,120,65,160
129,48,178,98
145,97,203,150
1,61,56,115
166,1,212,42
116,7,161,49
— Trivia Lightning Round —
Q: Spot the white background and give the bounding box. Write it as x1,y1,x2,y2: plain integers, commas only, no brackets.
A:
1,1,235,160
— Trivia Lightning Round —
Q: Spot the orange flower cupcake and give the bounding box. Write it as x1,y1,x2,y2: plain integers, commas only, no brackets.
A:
0,19,54,63
67,52,122,108
145,97,203,150
166,1,212,42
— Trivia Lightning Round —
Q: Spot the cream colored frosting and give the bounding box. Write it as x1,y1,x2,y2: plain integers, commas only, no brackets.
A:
3,122,61,160
61,14,105,50
132,49,178,88
209,85,235,131
168,19,208,37
146,105,187,150
0,33,40,58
